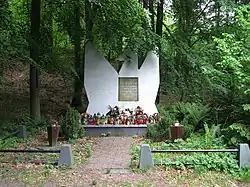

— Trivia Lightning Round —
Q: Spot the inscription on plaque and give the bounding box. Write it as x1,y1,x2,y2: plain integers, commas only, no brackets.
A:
118,77,139,101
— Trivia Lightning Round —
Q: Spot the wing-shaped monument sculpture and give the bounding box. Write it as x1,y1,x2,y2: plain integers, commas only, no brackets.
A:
84,42,159,115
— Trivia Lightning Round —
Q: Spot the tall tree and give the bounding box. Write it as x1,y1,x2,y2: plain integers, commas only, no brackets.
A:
85,0,95,41
215,0,221,36
40,0,54,65
155,0,163,104
149,0,154,32
0,0,10,57
71,0,83,109
30,0,41,120
71,0,97,111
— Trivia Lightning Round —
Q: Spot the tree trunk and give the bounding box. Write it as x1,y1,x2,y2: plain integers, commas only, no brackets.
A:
214,0,220,36
156,0,163,37
85,0,94,41
142,0,148,9
30,0,41,121
41,7,53,65
78,0,96,113
71,0,83,109
155,0,163,105
149,0,154,32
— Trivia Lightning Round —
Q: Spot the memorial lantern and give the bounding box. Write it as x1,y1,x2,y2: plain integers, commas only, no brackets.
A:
47,119,60,147
170,121,183,140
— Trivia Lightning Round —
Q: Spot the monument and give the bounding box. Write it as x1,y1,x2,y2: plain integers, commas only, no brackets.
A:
84,42,159,116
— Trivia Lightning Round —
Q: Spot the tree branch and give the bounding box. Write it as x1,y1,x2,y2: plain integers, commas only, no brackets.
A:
193,0,213,24
142,2,189,53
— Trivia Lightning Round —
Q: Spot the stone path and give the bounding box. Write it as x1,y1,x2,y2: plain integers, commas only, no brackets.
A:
85,137,133,170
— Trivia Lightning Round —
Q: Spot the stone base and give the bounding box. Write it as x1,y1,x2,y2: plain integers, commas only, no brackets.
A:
83,125,148,137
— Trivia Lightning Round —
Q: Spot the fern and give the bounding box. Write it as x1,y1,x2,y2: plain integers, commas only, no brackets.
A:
170,102,211,126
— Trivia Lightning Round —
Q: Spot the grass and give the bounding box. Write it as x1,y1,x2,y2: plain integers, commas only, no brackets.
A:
0,133,97,186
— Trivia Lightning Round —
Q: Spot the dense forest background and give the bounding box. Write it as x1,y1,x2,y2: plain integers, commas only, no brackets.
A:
0,0,250,141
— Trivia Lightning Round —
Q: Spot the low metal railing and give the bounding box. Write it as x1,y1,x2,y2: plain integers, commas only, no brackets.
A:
0,149,60,153
151,149,239,153
0,144,73,166
139,144,250,169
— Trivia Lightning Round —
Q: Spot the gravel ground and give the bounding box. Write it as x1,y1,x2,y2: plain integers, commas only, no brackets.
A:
43,167,169,187
85,137,133,170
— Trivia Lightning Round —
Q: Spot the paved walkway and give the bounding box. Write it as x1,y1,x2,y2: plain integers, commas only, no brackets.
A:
85,137,133,170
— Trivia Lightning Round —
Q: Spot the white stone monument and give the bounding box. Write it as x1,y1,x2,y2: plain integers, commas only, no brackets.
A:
84,42,159,115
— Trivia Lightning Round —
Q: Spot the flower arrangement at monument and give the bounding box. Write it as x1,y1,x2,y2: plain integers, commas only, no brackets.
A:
81,106,160,126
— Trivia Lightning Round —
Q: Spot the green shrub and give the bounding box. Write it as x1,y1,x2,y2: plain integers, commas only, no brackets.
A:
0,114,49,139
60,108,84,140
221,123,250,146
147,123,170,141
0,120,17,138
16,114,48,135
171,102,212,138
238,168,250,183
147,106,175,140
0,137,26,149
171,102,211,127
137,125,241,173
183,124,195,139
148,102,211,140
140,132,239,173
162,152,239,173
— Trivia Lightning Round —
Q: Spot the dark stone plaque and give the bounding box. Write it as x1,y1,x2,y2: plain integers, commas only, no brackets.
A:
118,77,138,101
